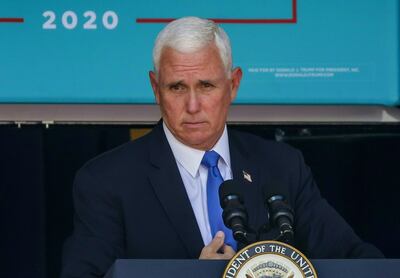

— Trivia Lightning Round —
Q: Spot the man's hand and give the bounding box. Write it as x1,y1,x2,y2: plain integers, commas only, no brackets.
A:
199,231,236,260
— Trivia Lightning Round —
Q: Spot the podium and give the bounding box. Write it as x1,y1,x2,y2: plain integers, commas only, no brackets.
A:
105,259,400,278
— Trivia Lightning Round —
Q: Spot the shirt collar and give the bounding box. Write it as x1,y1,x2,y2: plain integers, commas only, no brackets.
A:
163,122,231,178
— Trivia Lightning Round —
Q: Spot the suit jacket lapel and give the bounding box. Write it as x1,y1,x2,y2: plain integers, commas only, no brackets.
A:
147,122,204,258
228,129,263,234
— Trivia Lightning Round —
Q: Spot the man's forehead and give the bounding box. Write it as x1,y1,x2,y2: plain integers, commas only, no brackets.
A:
162,77,224,86
158,64,226,83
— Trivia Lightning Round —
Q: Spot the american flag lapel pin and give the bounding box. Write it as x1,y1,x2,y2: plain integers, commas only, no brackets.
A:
242,170,252,183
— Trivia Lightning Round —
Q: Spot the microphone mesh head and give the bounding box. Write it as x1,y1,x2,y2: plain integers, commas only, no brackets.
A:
263,179,288,201
218,179,243,207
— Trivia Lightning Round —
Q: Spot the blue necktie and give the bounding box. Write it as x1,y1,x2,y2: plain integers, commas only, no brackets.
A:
201,150,237,250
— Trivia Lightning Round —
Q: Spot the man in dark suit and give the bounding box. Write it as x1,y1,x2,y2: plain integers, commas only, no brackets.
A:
61,16,382,278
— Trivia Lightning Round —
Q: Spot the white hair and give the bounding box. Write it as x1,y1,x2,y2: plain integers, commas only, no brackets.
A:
152,16,232,76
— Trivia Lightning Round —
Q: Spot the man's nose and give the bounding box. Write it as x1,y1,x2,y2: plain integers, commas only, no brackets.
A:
186,91,201,114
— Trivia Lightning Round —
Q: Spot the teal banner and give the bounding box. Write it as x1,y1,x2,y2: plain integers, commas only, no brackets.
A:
0,0,398,104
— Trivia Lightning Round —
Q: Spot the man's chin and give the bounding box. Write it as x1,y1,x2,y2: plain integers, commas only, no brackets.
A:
179,134,216,150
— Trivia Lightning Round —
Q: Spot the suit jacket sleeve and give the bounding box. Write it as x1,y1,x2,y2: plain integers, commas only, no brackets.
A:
291,149,384,258
60,167,125,278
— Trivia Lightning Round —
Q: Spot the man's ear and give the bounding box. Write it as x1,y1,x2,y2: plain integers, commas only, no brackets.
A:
230,67,243,101
149,71,160,104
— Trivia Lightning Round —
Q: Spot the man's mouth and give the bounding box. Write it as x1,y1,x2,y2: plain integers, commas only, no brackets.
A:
183,121,206,128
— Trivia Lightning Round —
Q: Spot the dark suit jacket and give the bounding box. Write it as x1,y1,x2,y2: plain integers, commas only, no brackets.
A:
61,122,382,278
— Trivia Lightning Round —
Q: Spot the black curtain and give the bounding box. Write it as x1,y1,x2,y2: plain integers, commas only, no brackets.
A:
1,126,46,278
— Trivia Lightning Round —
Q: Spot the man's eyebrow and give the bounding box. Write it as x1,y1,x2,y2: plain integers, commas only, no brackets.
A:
199,78,222,84
165,80,185,87
199,79,213,84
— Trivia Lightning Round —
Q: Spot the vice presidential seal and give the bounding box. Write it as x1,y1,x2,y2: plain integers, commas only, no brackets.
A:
223,241,317,278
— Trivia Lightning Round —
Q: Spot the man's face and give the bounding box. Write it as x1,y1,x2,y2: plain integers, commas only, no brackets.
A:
149,44,242,150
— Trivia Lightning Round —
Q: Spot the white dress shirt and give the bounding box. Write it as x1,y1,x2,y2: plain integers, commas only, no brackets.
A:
163,122,233,245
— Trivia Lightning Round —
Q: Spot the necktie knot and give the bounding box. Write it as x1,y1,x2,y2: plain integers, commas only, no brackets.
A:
201,150,220,168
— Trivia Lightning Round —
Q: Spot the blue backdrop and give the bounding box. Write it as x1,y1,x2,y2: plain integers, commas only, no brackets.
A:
0,0,398,104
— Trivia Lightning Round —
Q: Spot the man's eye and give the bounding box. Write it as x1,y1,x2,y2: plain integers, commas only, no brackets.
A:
170,84,185,91
201,83,215,89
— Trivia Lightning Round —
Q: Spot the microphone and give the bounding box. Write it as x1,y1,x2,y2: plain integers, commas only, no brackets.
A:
266,193,294,244
219,180,249,244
